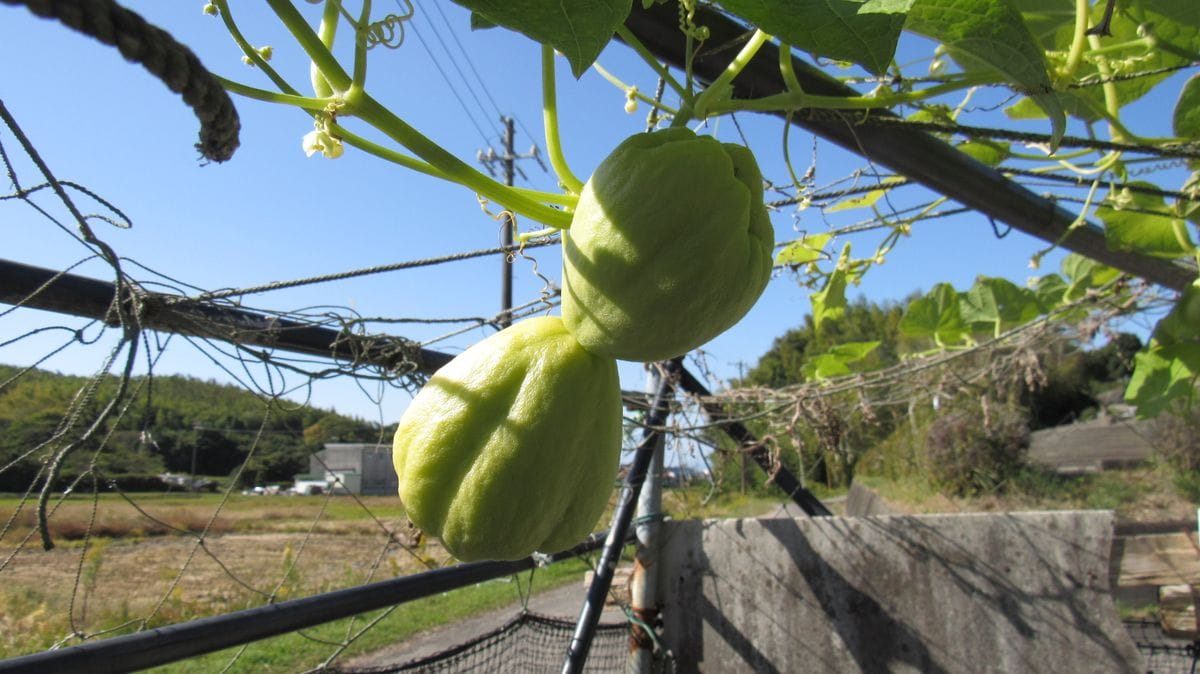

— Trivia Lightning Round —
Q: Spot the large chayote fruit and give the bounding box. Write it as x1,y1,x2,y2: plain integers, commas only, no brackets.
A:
392,316,621,562
562,127,774,361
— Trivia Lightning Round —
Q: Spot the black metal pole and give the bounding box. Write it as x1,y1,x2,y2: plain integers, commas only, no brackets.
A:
0,259,454,374
0,533,613,674
677,365,832,517
562,362,676,674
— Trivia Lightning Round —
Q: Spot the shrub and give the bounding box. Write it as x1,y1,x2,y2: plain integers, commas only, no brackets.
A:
924,403,1030,496
1150,409,1200,472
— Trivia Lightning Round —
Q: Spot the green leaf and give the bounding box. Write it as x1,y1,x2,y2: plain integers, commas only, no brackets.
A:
802,341,881,380
1125,344,1200,418
1011,0,1200,122
1153,284,1200,348
721,0,914,76
959,276,1041,336
907,0,1065,144
1175,74,1200,140
1031,273,1066,311
811,246,852,329
775,233,833,266
956,140,1010,166
1179,172,1200,228
454,0,631,78
827,176,905,212
1061,253,1119,301
1098,184,1195,259
899,282,968,346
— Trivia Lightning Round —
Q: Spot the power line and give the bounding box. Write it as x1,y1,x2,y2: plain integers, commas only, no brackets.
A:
417,0,505,126
406,17,495,147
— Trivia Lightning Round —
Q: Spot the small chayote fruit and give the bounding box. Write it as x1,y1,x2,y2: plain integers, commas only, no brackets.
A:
562,127,774,361
392,316,621,562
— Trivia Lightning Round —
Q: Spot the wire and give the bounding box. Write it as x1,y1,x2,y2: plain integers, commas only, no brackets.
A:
407,16,496,147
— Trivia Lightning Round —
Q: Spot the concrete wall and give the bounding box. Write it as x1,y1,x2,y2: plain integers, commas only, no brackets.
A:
657,512,1141,673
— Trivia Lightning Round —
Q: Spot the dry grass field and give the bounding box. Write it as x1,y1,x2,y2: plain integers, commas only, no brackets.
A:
0,493,451,660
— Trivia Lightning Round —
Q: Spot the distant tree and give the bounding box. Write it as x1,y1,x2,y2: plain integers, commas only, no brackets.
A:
741,295,908,388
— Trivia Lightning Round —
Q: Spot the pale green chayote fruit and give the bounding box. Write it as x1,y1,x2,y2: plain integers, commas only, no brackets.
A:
562,127,774,361
392,316,621,562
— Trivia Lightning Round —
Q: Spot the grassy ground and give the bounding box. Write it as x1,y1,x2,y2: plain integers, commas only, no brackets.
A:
854,463,1198,526
0,486,789,670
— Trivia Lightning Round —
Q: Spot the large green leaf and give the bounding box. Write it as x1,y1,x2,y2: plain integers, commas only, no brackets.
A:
802,341,881,380
811,244,853,329
455,0,631,78
958,276,1041,337
1010,0,1200,122
1098,184,1195,259
1125,344,1200,418
775,233,833,266
907,0,1065,143
899,282,968,346
1175,74,1200,140
720,0,914,76
1061,253,1119,301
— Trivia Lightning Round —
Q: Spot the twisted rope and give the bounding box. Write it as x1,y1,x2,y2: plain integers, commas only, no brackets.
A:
4,0,240,162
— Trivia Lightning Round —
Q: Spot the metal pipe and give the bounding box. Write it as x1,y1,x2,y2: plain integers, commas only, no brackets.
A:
0,533,613,674
0,258,454,374
627,367,665,672
677,365,832,517
563,361,676,674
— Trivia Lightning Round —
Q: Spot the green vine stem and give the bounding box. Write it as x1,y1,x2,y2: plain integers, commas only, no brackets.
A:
614,25,688,99
256,0,571,229
349,91,572,228
542,45,585,195
706,70,1000,116
778,43,804,95
1060,0,1091,79
310,0,340,97
215,0,301,95
591,61,680,117
351,0,372,89
693,29,771,119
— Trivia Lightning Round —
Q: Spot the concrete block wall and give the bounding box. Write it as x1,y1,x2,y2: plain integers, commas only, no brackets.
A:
657,512,1141,673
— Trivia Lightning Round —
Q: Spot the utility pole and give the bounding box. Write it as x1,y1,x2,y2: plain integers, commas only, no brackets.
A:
500,116,515,329
477,116,545,329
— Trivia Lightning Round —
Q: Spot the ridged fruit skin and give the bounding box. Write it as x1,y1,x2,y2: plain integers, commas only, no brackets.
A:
392,316,622,562
562,127,774,361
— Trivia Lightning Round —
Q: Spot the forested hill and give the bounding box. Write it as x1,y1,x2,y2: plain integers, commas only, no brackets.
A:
0,364,387,490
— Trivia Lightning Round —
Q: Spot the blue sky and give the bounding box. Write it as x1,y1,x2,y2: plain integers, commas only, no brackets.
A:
0,2,1175,423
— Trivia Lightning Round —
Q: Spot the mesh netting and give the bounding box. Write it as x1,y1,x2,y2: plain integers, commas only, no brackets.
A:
1125,619,1200,674
338,612,633,674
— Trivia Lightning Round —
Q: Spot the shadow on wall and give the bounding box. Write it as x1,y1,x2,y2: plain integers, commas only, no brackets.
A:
658,512,1142,673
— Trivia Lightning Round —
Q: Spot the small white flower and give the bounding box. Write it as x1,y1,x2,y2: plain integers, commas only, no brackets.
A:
302,128,343,159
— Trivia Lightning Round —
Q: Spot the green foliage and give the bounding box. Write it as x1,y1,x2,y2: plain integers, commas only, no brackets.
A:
742,295,907,388
0,365,382,494
908,0,1065,142
454,0,631,77
1125,285,1200,417
1098,185,1195,259
720,0,912,76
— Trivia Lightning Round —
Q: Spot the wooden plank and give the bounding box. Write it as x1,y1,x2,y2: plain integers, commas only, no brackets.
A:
1116,533,1200,587
1160,584,1200,639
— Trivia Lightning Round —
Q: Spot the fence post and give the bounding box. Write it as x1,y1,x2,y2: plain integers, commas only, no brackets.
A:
628,367,664,672
562,362,674,674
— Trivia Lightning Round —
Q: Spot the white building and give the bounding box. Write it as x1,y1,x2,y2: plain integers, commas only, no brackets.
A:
293,443,397,495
